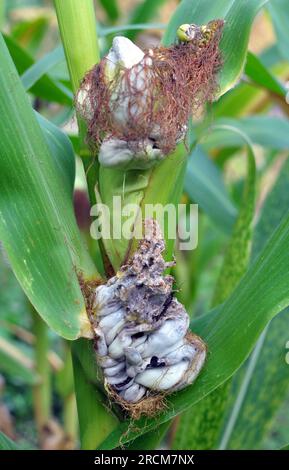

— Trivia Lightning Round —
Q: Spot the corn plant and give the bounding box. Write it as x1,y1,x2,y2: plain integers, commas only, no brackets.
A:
1,0,289,451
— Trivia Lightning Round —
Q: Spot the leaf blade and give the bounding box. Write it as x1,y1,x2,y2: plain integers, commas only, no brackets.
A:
0,34,96,340
221,156,289,449
185,146,237,234
174,129,256,450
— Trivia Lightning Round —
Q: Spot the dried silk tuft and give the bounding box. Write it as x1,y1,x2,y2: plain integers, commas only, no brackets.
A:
88,220,207,415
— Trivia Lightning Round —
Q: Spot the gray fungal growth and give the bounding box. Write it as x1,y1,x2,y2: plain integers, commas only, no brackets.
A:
91,220,207,410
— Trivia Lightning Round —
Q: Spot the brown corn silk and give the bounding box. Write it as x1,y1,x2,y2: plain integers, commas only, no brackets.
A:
77,20,224,154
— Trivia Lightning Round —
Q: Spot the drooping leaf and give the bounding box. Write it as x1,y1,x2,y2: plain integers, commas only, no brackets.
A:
202,116,289,151
267,0,289,63
245,51,287,97
185,146,237,234
213,61,289,121
219,155,289,450
3,34,72,104
0,34,96,340
212,137,255,304
0,336,38,385
173,130,256,450
0,1,5,28
222,310,289,449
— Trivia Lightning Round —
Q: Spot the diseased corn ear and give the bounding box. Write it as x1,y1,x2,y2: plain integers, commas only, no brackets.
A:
75,23,224,171
85,219,207,417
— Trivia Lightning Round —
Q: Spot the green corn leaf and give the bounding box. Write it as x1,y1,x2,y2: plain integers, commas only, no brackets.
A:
36,113,75,196
0,336,38,385
55,344,74,398
222,310,289,449
173,129,256,450
212,133,256,304
202,116,289,151
99,23,166,37
6,0,51,10
213,81,266,119
0,34,97,340
98,0,119,22
124,0,167,41
21,45,69,93
245,51,287,97
210,26,289,121
0,432,20,450
0,1,5,28
185,146,237,234
267,0,289,63
213,62,289,120
3,34,72,105
11,16,49,56
126,422,171,450
219,155,289,450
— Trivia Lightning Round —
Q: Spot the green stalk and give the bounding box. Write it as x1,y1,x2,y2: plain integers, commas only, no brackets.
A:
72,340,118,450
54,0,99,93
54,0,118,448
63,392,78,447
31,308,51,446
54,0,100,204
56,342,78,447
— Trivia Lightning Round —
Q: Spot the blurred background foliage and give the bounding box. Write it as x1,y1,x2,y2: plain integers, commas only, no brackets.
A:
1,0,289,450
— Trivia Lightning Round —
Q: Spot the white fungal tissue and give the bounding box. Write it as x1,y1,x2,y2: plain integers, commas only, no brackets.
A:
92,220,207,403
98,137,164,170
76,36,185,170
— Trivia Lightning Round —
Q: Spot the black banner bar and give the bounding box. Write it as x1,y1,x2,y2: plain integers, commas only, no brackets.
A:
0,450,288,466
